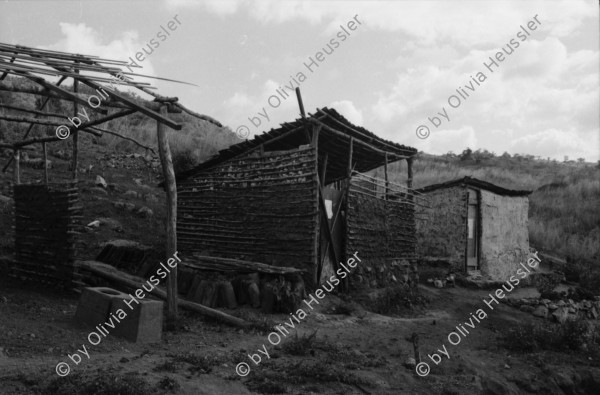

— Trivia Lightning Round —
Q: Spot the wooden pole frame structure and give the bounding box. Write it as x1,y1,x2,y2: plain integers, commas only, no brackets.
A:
0,43,227,328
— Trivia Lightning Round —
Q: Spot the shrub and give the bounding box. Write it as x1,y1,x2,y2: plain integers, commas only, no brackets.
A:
172,149,197,174
367,285,428,315
503,320,600,352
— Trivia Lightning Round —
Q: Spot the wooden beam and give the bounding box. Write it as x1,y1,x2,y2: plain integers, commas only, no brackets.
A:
0,55,15,80
384,152,389,200
308,117,408,160
89,126,156,154
157,105,179,329
315,108,415,157
321,153,328,187
0,61,108,114
13,150,20,185
76,260,250,328
0,84,129,108
72,66,79,180
68,75,182,130
407,157,413,189
43,142,48,184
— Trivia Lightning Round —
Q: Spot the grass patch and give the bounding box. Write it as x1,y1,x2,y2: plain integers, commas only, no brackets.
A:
366,285,429,316
503,319,600,354
167,352,229,374
43,373,154,395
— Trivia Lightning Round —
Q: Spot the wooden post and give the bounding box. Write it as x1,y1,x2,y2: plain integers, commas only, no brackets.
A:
42,142,48,184
342,137,354,291
407,157,413,189
13,149,20,185
320,153,328,187
411,332,421,363
71,68,79,180
156,105,178,329
384,152,389,200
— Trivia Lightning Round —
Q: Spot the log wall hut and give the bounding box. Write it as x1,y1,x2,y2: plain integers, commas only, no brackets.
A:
176,108,421,290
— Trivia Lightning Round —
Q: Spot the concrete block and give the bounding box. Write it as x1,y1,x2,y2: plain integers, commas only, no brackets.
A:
110,297,163,343
75,287,130,328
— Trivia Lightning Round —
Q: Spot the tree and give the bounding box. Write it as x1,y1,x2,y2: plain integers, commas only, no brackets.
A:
459,148,473,161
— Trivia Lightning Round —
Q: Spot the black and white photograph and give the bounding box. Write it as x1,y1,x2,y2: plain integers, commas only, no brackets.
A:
0,0,599,394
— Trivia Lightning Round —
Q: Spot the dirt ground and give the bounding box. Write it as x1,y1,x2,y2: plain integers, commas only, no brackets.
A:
1,273,599,395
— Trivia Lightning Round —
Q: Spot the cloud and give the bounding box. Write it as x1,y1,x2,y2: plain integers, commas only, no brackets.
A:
165,0,241,15
329,100,363,125
509,128,598,161
221,79,301,136
415,126,478,155
40,23,158,93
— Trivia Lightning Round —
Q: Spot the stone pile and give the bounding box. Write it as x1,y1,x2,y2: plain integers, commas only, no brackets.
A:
505,296,600,323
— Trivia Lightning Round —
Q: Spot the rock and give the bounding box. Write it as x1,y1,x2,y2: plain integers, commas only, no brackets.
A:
133,178,143,186
98,218,123,231
404,357,416,368
0,195,13,207
532,305,548,318
136,207,153,218
95,175,107,188
434,279,444,288
133,153,141,159
90,187,108,195
86,220,101,228
568,307,577,314
124,203,136,212
113,201,126,209
124,190,138,198
548,303,558,310
144,194,158,203
552,306,569,324
541,299,551,305
520,305,535,313
557,300,566,307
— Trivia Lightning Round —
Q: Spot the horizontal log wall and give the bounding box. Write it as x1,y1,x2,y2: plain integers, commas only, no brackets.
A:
12,182,80,286
346,178,416,289
177,146,318,279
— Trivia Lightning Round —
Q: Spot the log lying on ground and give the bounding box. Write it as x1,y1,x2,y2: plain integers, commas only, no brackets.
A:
76,260,251,328
186,254,305,275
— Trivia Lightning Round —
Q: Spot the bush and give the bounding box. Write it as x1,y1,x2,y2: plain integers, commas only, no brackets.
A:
172,149,197,174
367,285,428,315
503,320,600,352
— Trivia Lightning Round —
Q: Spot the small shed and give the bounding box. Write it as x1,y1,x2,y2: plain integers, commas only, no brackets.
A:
176,108,421,289
415,176,531,280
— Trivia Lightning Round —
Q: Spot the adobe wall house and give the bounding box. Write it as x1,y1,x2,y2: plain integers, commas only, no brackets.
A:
415,176,532,281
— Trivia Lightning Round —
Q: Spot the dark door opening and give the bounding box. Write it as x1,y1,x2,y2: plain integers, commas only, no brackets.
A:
466,188,480,271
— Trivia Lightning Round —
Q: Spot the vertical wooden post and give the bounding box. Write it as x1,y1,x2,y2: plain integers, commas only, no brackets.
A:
312,125,320,286
343,137,354,292
320,153,328,187
347,137,354,178
157,105,178,329
13,149,20,185
407,157,413,189
384,152,389,200
71,68,79,180
42,142,48,184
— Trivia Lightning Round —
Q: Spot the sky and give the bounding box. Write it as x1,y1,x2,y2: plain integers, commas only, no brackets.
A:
1,0,599,161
